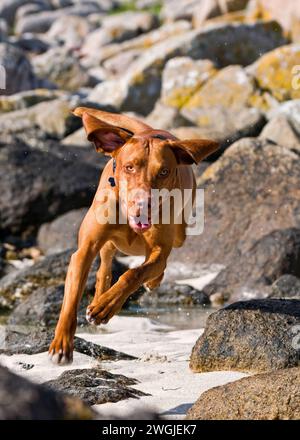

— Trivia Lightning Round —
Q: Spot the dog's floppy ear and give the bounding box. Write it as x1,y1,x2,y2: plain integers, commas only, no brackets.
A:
73,109,133,155
168,139,219,164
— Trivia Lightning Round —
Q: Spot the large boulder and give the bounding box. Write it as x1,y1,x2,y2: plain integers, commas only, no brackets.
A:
160,57,217,109
203,228,300,303
181,65,265,144
88,21,286,114
0,43,38,95
0,140,102,237
247,44,300,103
186,367,300,420
190,299,300,373
0,365,94,420
170,138,300,270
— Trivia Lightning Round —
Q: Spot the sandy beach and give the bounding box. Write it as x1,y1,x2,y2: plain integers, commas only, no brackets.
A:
0,316,247,419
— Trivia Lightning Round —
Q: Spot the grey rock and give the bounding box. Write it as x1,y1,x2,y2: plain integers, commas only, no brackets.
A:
268,100,300,138
15,2,50,21
103,48,143,75
146,101,192,130
186,367,300,420
0,96,82,139
82,11,159,51
161,57,216,108
130,282,210,308
89,21,286,115
8,34,50,53
81,20,192,68
162,0,249,24
45,368,148,405
0,365,94,420
15,4,101,34
0,248,124,312
0,140,102,238
0,244,5,278
270,275,300,300
7,285,91,326
33,97,83,138
32,47,89,91
37,208,88,254
181,65,266,146
0,327,135,360
0,19,8,42
203,228,300,303
0,89,66,113
170,138,300,273
62,126,90,147
190,299,300,373
45,15,92,49
0,43,38,95
0,0,47,26
260,115,300,153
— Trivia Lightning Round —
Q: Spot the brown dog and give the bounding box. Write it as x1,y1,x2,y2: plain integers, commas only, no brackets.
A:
48,107,218,364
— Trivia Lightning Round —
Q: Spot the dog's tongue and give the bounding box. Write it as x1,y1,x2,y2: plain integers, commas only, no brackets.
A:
129,216,151,230
137,221,150,230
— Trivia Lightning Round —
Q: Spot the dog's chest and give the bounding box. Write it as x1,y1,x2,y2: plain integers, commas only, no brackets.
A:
112,227,147,256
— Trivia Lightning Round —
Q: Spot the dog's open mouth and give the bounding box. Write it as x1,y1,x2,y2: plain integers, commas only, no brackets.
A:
129,215,152,232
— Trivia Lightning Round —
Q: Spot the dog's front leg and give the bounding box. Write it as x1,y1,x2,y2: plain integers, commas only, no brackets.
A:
48,242,102,364
48,206,108,364
86,246,172,325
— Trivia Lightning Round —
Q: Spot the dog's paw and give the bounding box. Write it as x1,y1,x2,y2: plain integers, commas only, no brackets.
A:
48,334,73,365
86,306,98,326
143,274,163,291
86,295,124,326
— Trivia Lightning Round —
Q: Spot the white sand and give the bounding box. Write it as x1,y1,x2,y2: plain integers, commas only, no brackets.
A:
0,316,247,419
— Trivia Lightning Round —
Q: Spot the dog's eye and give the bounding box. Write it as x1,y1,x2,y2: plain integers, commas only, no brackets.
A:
153,134,167,140
125,164,135,173
158,168,169,178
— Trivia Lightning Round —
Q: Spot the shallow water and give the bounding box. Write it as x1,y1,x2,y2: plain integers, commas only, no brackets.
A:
0,305,215,334
120,305,215,330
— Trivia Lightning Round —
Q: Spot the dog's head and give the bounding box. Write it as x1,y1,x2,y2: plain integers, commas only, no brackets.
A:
73,107,218,232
